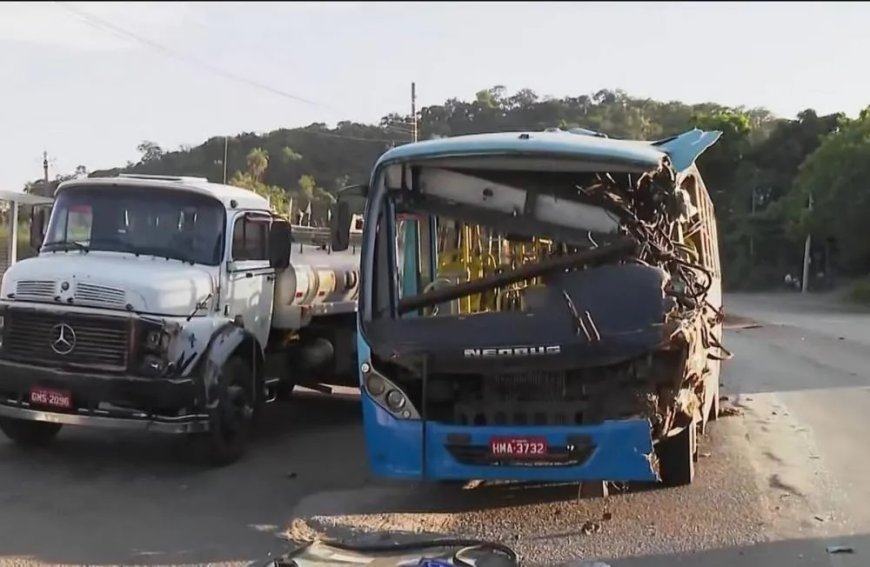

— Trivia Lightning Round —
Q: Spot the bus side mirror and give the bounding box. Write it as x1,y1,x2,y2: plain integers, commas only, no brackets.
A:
331,184,368,252
269,219,292,269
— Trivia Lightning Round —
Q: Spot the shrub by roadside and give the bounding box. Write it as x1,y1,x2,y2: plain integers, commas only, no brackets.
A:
847,277,870,305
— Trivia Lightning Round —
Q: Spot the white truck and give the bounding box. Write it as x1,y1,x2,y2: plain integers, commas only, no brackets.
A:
0,174,360,465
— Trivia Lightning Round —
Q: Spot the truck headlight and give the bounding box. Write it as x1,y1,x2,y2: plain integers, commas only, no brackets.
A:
145,330,162,349
141,322,174,354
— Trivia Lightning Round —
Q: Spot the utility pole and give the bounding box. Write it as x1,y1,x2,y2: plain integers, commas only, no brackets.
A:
43,151,49,184
801,192,813,293
222,136,228,184
411,81,418,143
749,187,757,261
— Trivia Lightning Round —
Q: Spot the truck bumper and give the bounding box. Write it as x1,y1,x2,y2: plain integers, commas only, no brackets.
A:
0,360,209,434
361,395,658,482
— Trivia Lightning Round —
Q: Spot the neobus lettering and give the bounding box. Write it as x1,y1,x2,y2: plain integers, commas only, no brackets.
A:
463,345,561,358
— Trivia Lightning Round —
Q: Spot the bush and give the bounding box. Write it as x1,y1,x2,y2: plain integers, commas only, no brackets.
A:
847,278,870,304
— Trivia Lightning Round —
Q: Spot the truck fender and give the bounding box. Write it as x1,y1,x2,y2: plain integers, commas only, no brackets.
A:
169,319,264,408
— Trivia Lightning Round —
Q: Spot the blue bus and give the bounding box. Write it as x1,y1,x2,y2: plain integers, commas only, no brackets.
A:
331,128,725,486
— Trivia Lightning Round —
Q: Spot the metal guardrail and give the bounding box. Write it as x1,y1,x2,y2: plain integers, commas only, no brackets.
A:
291,225,362,248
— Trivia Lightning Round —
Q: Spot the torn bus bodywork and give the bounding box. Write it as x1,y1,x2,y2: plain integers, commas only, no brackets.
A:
348,128,730,486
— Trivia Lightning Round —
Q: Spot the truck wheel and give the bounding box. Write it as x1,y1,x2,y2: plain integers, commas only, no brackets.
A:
0,418,62,448
194,357,254,467
657,420,696,487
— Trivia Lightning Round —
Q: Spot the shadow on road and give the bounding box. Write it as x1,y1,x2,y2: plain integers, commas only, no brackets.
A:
0,389,366,566
605,532,867,567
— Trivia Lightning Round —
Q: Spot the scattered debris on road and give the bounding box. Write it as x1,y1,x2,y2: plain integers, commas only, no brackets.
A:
826,545,854,554
719,406,743,418
581,521,601,535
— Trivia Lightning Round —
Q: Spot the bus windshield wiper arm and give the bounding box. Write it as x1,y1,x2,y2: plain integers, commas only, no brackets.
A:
397,238,636,315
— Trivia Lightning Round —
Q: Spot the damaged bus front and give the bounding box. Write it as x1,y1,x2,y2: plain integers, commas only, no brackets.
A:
331,128,729,486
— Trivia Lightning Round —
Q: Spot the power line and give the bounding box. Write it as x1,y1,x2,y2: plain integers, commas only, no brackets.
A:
53,2,410,146
165,9,414,140
54,2,327,109
54,2,407,143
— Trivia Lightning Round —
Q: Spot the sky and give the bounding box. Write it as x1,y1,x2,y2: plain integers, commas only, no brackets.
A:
2,1,868,191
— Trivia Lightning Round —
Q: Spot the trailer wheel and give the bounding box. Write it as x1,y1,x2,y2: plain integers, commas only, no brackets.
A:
193,357,254,467
0,418,62,448
657,419,696,487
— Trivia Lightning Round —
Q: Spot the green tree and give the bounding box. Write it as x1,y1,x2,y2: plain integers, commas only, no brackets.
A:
792,110,870,273
229,148,292,219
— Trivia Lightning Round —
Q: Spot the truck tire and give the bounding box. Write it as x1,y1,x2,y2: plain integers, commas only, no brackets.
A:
657,420,696,487
0,418,62,448
193,357,254,467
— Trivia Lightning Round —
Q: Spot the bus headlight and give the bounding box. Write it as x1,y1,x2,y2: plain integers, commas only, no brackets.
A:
360,361,420,420
385,389,406,410
366,374,386,396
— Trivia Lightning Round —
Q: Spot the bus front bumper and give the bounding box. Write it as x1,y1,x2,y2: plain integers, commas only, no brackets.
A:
361,397,659,482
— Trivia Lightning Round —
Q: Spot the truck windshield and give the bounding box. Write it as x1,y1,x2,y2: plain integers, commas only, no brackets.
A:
43,185,226,266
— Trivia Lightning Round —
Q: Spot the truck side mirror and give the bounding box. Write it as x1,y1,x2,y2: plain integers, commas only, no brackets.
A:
30,206,48,252
331,201,352,252
330,184,368,252
268,219,292,269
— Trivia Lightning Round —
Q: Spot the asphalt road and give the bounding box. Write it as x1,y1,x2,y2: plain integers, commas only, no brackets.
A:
0,292,869,566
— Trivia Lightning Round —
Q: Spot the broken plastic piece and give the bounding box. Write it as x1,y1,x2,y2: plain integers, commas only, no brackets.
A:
826,545,854,554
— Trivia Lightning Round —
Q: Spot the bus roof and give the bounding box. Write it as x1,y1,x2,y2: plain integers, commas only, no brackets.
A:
374,128,722,175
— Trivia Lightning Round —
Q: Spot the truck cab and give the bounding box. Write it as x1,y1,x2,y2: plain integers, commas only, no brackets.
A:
0,174,359,465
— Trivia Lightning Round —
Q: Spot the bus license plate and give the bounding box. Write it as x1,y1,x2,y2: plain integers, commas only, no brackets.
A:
29,387,72,409
489,437,548,457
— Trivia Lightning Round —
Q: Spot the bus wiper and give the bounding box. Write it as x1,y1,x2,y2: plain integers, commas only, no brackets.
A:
42,239,89,252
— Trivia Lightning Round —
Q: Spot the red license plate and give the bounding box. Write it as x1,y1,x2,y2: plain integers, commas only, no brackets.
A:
29,387,72,409
489,436,548,457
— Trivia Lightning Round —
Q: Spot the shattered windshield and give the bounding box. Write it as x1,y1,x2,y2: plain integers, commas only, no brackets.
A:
43,185,226,266
367,164,718,325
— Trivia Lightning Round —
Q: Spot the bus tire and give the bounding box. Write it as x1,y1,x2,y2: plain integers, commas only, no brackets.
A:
657,420,696,487
192,357,254,467
0,418,62,448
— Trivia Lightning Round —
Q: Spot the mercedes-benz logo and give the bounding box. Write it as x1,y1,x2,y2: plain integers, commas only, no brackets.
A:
50,323,77,355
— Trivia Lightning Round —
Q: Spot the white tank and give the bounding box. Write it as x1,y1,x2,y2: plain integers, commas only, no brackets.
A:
271,244,360,330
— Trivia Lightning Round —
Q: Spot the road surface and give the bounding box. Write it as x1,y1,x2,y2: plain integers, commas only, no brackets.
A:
0,292,868,566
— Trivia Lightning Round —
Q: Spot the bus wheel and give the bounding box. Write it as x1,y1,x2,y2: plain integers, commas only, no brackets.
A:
657,420,696,487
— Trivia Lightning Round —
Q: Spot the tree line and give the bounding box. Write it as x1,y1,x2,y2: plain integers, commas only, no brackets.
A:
24,86,870,291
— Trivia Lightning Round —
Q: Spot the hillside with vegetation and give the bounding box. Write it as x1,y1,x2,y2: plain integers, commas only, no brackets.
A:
25,86,870,292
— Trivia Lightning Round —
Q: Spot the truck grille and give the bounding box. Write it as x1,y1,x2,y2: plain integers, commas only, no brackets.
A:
74,283,127,308
2,310,130,370
15,280,56,299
